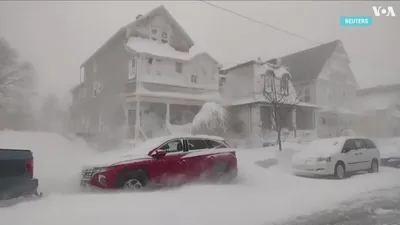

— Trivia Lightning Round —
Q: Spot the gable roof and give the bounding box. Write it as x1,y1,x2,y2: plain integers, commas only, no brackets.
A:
269,40,341,83
125,5,194,47
81,5,194,67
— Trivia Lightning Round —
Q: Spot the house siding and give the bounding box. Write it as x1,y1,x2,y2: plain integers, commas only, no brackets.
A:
221,63,255,100
137,54,219,92
80,30,130,134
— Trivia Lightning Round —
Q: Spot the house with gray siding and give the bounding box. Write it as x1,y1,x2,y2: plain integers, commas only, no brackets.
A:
70,5,221,142
274,40,364,138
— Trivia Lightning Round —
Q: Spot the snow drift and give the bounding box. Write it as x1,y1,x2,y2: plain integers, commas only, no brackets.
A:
0,130,96,194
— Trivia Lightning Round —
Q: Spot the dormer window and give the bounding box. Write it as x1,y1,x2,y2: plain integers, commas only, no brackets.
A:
161,31,169,44
150,27,159,41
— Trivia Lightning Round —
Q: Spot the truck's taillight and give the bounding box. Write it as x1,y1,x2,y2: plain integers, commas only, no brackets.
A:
26,159,33,174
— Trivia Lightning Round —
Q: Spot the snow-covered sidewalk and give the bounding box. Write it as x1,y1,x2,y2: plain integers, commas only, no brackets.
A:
2,132,400,225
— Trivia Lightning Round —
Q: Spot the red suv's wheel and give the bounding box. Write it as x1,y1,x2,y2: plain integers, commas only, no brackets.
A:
117,169,148,191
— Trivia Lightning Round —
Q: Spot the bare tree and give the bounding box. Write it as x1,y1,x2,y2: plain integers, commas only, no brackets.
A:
261,59,304,151
0,37,37,129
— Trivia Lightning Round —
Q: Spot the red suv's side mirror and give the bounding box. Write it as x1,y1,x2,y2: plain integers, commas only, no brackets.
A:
152,149,167,158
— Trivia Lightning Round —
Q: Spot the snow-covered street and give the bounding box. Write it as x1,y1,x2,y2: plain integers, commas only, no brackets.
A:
2,131,400,225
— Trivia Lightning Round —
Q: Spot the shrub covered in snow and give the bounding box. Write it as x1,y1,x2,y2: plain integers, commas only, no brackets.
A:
191,102,228,136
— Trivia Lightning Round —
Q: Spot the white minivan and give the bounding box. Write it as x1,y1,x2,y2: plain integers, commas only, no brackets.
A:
292,137,380,179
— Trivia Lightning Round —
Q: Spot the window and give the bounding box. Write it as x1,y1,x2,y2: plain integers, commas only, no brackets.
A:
190,74,198,84
280,74,290,96
321,117,326,125
353,139,364,149
129,58,136,79
219,76,226,92
176,62,182,73
188,139,208,151
161,31,168,44
304,87,310,102
159,139,184,153
264,72,274,92
92,82,102,98
342,139,356,151
93,60,97,73
364,139,376,149
150,27,159,41
206,140,228,149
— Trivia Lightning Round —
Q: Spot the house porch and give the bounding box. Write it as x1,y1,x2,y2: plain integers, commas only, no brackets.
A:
124,95,208,140
225,102,317,147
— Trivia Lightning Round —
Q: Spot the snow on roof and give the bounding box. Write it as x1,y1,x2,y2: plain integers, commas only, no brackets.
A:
126,37,216,62
145,134,224,142
126,37,192,60
137,86,221,102
263,63,291,79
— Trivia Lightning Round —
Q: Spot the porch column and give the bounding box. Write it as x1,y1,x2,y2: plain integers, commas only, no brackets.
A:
124,105,129,138
166,103,170,128
134,101,141,141
292,107,297,137
134,53,141,141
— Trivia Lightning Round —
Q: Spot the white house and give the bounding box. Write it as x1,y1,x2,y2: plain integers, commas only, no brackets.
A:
220,59,318,147
71,5,221,143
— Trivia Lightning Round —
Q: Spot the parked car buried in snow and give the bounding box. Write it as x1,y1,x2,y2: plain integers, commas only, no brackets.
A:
80,135,237,190
292,137,380,179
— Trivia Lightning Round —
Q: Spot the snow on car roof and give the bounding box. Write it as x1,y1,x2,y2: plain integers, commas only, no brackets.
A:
155,134,225,142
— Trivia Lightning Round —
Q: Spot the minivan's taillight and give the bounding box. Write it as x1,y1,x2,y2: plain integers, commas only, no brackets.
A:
26,159,33,174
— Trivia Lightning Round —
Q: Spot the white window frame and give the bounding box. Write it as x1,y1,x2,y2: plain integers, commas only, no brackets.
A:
150,26,159,41
129,58,137,80
161,31,169,44
190,74,198,84
92,82,102,98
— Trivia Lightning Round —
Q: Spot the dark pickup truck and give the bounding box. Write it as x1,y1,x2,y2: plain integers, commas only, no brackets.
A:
0,149,40,200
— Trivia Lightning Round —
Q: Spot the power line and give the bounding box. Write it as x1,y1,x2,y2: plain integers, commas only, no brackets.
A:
199,0,399,71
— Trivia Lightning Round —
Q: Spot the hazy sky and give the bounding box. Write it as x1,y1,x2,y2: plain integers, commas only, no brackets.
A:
0,1,399,98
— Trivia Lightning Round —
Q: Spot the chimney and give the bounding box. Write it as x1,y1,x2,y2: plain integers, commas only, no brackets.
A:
136,14,142,19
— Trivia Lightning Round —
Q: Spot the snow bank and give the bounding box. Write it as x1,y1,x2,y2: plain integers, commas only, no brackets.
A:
0,130,96,194
4,146,400,225
3,136,400,225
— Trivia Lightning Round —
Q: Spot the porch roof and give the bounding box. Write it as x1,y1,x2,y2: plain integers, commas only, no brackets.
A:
125,87,221,104
222,96,319,108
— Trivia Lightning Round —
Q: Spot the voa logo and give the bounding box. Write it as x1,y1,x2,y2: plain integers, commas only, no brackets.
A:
372,6,396,17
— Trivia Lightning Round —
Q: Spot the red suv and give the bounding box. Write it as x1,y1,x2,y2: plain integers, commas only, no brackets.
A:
80,135,237,190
